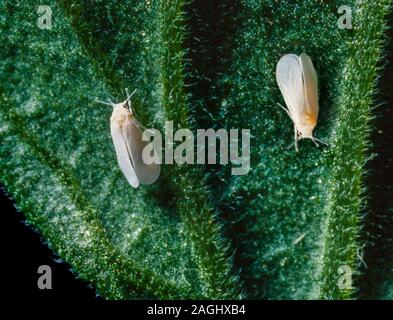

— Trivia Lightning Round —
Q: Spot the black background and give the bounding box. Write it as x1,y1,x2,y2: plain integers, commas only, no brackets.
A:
1,187,98,299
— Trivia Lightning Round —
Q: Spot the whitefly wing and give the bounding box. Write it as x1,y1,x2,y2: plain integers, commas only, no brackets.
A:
299,53,319,119
122,118,160,185
276,54,305,124
111,122,139,188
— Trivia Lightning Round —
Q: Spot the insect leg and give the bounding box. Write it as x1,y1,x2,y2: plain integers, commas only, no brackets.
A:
312,139,319,147
286,141,296,150
294,125,299,152
312,136,329,146
134,119,148,131
278,103,295,122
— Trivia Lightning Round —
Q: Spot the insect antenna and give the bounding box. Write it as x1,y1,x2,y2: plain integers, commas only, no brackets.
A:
125,88,138,103
125,88,138,112
95,99,114,107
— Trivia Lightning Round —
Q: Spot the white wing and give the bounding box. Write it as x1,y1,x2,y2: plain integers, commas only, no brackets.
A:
111,122,139,188
299,53,319,119
276,54,305,124
122,118,160,185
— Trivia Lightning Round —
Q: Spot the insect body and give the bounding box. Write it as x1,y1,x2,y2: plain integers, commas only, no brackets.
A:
276,53,326,151
97,90,160,188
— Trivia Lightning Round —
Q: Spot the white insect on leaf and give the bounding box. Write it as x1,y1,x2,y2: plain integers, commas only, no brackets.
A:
96,89,161,188
276,53,328,151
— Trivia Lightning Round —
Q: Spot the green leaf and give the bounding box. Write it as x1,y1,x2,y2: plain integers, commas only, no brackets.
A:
0,0,391,299
0,0,239,299
184,0,392,299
